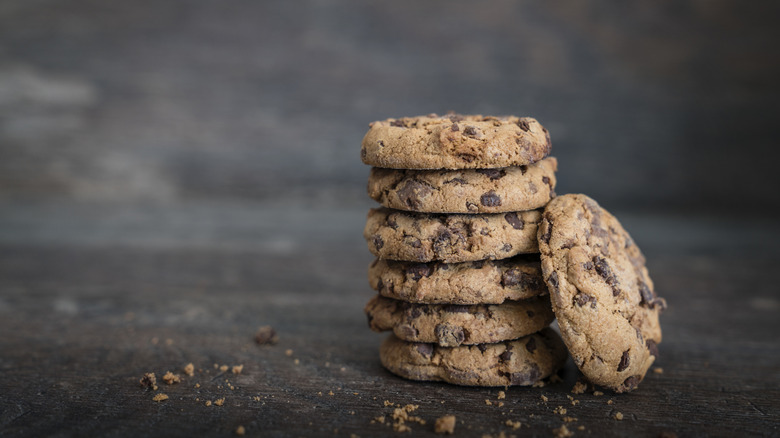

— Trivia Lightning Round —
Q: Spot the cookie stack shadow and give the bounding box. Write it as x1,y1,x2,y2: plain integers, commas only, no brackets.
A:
360,114,568,387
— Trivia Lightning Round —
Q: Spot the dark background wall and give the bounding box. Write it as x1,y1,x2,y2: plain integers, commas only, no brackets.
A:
1,0,779,215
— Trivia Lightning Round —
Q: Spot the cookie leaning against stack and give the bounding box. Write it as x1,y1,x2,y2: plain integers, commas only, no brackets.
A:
361,114,567,387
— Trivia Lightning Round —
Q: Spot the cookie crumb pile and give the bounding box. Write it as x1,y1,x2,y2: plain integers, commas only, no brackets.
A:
361,114,566,387
360,113,666,393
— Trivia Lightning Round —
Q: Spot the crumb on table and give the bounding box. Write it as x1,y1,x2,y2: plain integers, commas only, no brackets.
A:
162,371,180,385
434,415,456,434
255,325,279,345
183,363,195,376
140,372,158,390
152,393,168,402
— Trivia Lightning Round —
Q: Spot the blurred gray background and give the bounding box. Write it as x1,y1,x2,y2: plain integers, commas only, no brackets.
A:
2,0,778,217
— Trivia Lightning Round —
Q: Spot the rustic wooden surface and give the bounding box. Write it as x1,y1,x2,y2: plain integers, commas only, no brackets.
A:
1,0,779,436
0,202,778,437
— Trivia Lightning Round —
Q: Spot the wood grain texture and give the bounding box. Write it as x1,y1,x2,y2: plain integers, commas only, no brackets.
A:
0,203,778,437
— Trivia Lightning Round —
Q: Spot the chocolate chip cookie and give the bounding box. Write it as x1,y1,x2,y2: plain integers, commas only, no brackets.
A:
364,208,541,263
361,114,551,169
368,256,547,304
379,328,567,386
367,157,557,214
538,194,666,393
365,295,554,347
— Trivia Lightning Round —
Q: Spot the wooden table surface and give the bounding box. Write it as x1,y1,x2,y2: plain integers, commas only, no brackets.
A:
2,1,779,436
1,201,778,437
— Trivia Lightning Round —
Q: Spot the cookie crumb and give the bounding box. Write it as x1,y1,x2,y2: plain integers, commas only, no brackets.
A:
294,359,300,365
553,425,574,438
219,365,229,372
497,390,506,400
232,365,244,375
384,400,393,406
567,395,580,406
540,395,548,402
593,391,604,396
532,380,546,388
505,419,521,430
607,399,614,405
571,381,587,394
372,415,386,424
285,349,293,357
214,398,225,406
434,415,456,434
152,393,168,402
194,383,200,388
255,325,279,345
205,400,212,406
497,402,504,407
577,425,586,431
614,412,623,420
162,371,180,385
562,416,578,423
485,399,492,406
140,373,158,390
328,391,334,396
653,367,664,374
553,406,567,415
183,363,195,376
235,425,246,436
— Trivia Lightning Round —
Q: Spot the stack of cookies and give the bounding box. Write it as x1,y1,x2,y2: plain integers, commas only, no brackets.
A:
359,113,668,393
360,114,568,387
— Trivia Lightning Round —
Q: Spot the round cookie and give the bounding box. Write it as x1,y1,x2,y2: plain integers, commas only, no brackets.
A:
379,328,567,387
364,208,541,263
365,295,555,347
367,157,557,214
368,255,547,305
361,114,551,170
537,194,667,393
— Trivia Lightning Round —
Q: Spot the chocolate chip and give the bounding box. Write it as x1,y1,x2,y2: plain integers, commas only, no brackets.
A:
621,375,641,392
397,180,433,210
378,140,385,147
517,119,530,132
444,177,466,185
385,281,395,295
582,261,594,270
540,216,552,244
432,228,453,255
519,166,527,175
501,268,522,288
408,238,422,249
415,343,433,358
465,201,478,212
458,154,475,163
480,191,501,207
646,339,659,358
573,292,597,309
499,350,513,362
560,240,575,249
593,256,620,296
390,119,405,127
475,169,506,180
617,350,630,372
526,310,535,318
435,324,465,347
528,182,538,194
410,307,422,318
463,126,478,137
542,176,552,188
502,243,512,252
360,148,367,161
448,114,464,122
386,215,398,229
397,324,418,339
406,263,432,281
525,337,537,354
450,123,459,132
372,235,384,250
477,344,487,353
504,212,524,230
503,363,541,385
638,280,656,307
547,271,559,293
